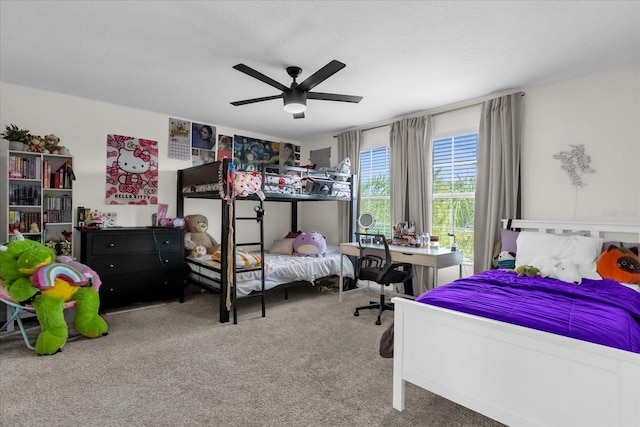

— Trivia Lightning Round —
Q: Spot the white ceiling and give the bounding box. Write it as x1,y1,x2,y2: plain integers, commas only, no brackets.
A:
1,1,639,142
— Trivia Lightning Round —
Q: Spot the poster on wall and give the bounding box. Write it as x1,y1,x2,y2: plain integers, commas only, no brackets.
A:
232,135,300,171
167,118,191,160
216,134,234,161
191,122,216,151
106,134,158,205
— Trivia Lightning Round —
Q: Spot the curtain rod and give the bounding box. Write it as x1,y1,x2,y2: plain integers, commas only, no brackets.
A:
334,89,524,137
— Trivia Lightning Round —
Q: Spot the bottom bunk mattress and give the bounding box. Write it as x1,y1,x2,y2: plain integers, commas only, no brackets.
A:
186,246,355,297
415,269,640,353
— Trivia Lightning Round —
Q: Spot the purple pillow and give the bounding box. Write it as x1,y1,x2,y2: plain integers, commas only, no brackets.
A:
501,229,520,253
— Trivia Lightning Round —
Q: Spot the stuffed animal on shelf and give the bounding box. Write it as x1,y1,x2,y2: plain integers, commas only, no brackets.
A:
26,134,46,153
0,232,108,355
293,231,327,257
43,134,70,155
184,214,220,255
597,243,640,284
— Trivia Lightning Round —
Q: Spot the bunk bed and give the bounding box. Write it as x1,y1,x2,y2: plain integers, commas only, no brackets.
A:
176,159,355,324
392,220,640,427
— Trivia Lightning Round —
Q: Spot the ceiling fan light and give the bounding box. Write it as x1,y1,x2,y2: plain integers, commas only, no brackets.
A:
283,89,307,114
284,102,306,114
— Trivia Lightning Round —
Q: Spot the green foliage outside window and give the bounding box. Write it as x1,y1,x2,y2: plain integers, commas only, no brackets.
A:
359,175,392,236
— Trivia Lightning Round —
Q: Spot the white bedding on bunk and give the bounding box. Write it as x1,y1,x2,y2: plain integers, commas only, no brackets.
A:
186,245,355,297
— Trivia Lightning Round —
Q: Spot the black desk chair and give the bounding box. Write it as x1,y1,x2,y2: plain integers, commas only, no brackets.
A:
353,232,412,325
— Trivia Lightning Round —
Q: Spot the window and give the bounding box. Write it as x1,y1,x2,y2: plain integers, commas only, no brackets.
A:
432,133,478,260
359,146,392,236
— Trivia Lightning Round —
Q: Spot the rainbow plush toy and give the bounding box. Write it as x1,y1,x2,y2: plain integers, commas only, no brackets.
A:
0,232,108,355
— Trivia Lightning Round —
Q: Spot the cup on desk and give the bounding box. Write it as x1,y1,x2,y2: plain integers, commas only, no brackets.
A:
420,233,430,248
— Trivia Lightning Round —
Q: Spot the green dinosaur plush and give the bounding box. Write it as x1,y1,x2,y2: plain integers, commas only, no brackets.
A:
0,233,108,355
514,265,540,277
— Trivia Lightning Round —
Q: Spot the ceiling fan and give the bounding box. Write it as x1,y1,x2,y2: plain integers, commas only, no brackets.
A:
230,60,363,119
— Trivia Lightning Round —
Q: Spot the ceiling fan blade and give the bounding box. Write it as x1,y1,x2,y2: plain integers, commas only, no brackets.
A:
307,92,363,103
293,112,305,119
230,94,282,106
297,60,346,92
233,64,289,92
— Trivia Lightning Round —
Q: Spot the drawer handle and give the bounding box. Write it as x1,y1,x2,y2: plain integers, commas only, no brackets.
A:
401,253,414,256
108,243,116,248
163,259,169,263
163,240,170,245
108,264,115,268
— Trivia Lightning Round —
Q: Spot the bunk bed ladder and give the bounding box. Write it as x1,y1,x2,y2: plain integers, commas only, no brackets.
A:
231,199,266,324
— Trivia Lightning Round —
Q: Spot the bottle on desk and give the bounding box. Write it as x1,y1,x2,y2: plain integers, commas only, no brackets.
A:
420,232,430,248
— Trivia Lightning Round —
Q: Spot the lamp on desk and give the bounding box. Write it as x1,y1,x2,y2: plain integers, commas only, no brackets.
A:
448,232,457,251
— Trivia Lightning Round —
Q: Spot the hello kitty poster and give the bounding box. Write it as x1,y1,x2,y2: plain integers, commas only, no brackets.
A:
106,134,158,205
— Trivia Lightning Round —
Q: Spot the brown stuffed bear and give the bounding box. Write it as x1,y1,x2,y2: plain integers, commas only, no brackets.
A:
43,134,70,155
184,214,220,255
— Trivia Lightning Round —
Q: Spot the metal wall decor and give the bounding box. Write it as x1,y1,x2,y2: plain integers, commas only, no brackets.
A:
553,144,595,188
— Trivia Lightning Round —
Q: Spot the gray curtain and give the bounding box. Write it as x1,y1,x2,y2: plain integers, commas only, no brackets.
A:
474,92,523,272
336,130,361,243
389,116,433,293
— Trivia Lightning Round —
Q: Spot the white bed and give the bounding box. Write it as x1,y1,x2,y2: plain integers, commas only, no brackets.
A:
186,244,355,297
392,220,640,427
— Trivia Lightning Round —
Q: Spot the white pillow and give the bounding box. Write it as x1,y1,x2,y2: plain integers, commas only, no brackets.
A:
269,238,294,255
515,231,603,279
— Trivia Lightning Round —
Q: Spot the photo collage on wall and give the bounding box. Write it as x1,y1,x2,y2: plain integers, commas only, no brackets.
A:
165,119,300,169
190,121,217,166
233,135,300,171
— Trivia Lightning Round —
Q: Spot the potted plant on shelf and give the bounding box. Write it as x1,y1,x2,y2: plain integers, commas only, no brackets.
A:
1,123,30,151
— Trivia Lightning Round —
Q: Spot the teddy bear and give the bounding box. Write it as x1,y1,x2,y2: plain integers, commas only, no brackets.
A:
184,214,220,255
0,232,108,355
43,134,70,155
190,244,208,259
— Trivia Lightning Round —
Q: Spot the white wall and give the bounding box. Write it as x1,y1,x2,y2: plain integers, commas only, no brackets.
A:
305,63,640,232
0,83,301,247
521,63,640,223
3,62,638,253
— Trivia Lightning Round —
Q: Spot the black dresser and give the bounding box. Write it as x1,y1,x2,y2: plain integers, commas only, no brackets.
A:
78,227,185,309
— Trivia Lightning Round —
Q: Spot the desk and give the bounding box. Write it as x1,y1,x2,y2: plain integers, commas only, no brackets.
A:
339,242,464,303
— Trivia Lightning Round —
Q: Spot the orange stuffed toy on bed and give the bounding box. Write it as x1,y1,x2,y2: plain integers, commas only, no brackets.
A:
596,243,640,284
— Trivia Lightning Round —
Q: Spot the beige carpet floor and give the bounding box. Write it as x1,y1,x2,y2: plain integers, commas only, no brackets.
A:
0,283,504,427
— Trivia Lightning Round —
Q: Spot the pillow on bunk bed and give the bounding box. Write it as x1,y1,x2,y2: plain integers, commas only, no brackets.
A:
211,249,261,268
515,231,603,280
269,238,295,255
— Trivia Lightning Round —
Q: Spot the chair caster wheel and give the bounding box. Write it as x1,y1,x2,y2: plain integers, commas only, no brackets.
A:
354,310,359,317
375,318,381,325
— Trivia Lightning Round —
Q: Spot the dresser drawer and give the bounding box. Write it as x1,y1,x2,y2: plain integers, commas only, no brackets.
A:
89,251,183,277
89,231,182,255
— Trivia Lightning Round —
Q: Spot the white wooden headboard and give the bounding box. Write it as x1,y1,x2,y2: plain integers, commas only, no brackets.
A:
501,219,640,242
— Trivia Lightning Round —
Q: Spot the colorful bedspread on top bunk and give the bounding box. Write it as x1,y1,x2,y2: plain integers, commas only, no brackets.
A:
415,269,640,353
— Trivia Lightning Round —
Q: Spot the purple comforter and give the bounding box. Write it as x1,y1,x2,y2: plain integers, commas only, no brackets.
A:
415,269,640,354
